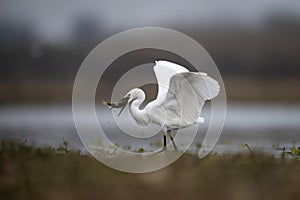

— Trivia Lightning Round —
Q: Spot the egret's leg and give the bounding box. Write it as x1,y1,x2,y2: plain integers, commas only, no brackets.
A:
156,128,168,153
167,130,177,152
156,134,167,153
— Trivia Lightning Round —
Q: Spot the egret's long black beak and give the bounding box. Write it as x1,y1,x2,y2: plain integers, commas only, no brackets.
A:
102,96,130,116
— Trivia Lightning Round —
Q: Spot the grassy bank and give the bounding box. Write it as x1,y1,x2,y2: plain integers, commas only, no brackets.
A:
1,141,300,200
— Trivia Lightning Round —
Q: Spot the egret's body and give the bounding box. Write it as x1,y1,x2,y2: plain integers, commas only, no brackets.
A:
103,61,220,151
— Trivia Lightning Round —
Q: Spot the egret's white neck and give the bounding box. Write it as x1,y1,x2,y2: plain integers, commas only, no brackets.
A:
129,90,150,126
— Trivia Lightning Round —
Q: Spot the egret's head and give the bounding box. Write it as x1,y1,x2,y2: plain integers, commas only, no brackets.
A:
102,88,144,116
125,88,145,103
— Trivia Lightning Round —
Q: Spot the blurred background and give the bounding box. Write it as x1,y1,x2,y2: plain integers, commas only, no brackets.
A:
0,0,300,152
2,1,300,199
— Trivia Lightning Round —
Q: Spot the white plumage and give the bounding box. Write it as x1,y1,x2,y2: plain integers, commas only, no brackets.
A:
103,60,220,151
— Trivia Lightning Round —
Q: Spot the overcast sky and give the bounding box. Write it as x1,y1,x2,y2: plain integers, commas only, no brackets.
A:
1,0,300,42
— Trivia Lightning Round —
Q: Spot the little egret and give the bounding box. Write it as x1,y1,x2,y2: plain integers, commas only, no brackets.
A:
103,60,220,151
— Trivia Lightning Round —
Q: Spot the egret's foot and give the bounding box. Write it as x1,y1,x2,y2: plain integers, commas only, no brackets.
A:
170,139,177,152
155,146,167,154
173,145,178,152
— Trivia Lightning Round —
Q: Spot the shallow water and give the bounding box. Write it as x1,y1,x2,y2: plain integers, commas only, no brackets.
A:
0,103,299,155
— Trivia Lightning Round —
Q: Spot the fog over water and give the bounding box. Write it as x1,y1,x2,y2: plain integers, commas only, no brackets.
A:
0,103,299,154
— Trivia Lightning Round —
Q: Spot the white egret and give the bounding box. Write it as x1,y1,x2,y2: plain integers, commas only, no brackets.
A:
103,60,220,151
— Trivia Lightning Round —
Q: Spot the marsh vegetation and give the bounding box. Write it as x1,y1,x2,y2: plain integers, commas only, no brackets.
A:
1,140,299,200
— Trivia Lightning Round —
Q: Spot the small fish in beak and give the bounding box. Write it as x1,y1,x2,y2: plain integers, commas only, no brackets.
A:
102,96,130,116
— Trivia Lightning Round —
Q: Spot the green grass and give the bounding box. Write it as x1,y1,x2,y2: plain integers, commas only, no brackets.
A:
1,140,300,200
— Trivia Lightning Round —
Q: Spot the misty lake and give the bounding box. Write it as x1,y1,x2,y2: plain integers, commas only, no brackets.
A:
0,103,299,155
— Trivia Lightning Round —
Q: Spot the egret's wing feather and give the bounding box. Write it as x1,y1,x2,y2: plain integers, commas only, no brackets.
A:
153,61,189,101
162,72,220,127
181,72,220,101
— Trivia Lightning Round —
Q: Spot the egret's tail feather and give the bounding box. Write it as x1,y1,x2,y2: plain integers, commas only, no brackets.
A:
197,117,205,123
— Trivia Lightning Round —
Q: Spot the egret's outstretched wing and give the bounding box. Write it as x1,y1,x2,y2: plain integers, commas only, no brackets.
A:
162,72,220,127
153,61,189,101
